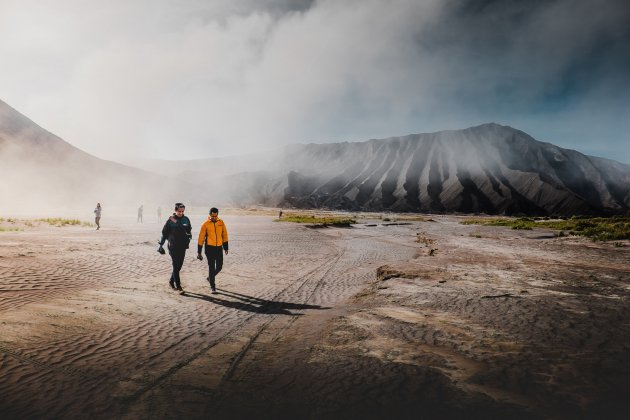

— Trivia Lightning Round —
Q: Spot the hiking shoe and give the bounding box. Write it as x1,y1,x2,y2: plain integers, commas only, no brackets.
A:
176,286,185,295
169,280,176,289
211,287,217,294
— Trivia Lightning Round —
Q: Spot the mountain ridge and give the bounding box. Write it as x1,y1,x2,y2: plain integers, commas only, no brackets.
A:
2,98,628,216
268,123,630,215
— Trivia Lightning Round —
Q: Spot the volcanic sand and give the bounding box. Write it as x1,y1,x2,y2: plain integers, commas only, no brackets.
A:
0,214,629,419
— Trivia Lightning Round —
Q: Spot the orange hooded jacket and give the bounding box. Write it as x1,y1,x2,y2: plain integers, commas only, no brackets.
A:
197,216,229,252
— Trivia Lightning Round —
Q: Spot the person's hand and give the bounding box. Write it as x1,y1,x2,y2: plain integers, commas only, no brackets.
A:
197,253,203,261
224,249,229,256
157,245,165,255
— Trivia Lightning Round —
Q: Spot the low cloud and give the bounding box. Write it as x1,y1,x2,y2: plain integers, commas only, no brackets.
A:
0,0,628,162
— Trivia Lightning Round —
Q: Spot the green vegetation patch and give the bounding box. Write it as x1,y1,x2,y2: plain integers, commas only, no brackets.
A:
1,217,94,231
277,213,356,226
37,218,85,226
461,216,630,241
0,226,21,232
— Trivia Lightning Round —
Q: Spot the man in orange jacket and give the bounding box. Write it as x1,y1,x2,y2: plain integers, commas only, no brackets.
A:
197,207,228,294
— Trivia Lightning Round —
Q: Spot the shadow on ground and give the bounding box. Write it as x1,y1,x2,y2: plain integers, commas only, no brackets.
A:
184,288,330,315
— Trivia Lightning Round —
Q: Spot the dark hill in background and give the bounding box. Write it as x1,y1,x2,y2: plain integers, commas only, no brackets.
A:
148,124,630,216
2,97,628,217
273,124,630,216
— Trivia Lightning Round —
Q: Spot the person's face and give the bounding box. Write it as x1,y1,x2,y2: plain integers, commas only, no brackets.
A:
210,212,218,222
176,207,185,216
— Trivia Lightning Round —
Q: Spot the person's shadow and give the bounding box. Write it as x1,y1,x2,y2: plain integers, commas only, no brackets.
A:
184,288,330,316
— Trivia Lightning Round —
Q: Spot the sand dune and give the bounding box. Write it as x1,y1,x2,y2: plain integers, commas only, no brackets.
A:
0,214,628,418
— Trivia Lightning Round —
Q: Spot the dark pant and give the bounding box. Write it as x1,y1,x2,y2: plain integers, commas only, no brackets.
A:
169,246,186,288
205,246,223,288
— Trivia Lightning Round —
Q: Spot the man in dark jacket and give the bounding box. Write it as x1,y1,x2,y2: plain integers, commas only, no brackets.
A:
158,203,192,294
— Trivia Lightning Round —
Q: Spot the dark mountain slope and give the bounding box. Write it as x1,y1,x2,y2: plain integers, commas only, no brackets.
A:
273,124,630,215
4,97,627,216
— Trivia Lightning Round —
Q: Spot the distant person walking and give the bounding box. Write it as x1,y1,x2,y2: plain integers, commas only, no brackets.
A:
158,203,192,294
138,205,143,223
157,206,162,223
197,207,228,294
94,203,102,230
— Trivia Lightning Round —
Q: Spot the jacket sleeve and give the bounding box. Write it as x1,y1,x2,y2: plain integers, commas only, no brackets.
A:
160,220,169,246
222,223,229,252
197,222,206,253
186,218,192,239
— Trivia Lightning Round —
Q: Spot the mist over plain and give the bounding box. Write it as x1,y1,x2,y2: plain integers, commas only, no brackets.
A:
2,97,629,218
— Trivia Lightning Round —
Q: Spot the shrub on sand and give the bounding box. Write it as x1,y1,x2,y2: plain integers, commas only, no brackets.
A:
277,213,356,226
461,216,630,241
37,218,83,226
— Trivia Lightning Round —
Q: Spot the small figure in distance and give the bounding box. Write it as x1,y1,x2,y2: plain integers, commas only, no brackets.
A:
94,203,102,230
197,207,228,294
138,204,143,223
279,210,283,219
158,203,192,294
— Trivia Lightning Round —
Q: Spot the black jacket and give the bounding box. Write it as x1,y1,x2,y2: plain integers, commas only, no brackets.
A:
160,214,192,249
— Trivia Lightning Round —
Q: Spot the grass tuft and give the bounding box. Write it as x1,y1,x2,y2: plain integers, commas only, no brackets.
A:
37,218,84,226
0,226,21,232
461,216,630,241
1,217,95,229
277,213,356,226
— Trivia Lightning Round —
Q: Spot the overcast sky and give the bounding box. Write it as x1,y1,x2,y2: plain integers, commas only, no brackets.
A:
1,0,629,163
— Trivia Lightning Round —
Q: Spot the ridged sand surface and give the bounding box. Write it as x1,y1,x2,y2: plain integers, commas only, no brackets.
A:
0,215,628,419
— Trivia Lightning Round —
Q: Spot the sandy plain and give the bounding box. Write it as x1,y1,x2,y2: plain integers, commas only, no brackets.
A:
0,212,629,419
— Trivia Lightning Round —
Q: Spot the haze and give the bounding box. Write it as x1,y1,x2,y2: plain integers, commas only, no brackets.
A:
0,0,629,163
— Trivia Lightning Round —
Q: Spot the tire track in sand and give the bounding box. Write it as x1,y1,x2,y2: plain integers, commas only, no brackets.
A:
116,242,345,415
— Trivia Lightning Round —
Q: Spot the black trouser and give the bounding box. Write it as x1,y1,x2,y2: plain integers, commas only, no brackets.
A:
205,245,223,289
169,246,186,288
